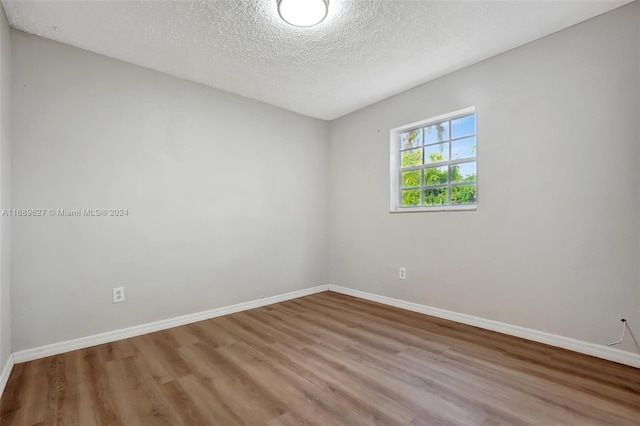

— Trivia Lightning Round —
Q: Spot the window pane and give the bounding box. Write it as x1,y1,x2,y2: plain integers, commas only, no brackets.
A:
451,161,476,183
423,187,448,206
424,166,448,186
424,122,449,144
401,190,421,207
452,185,477,205
451,115,476,139
401,170,421,188
400,129,423,149
451,137,476,160
424,142,449,164
400,149,422,168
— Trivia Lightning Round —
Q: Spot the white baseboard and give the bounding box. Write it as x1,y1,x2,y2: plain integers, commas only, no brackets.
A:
0,353,14,398
13,285,329,363
12,283,640,369
328,285,640,369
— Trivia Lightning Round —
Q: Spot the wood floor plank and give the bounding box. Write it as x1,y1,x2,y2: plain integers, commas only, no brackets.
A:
161,378,217,425
174,374,246,426
104,354,183,425
2,291,639,425
80,347,124,426
0,362,26,424
178,344,285,423
19,358,52,425
266,342,416,424
217,341,356,425
302,342,488,425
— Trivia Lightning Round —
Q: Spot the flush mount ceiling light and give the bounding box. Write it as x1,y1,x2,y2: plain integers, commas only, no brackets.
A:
277,0,329,27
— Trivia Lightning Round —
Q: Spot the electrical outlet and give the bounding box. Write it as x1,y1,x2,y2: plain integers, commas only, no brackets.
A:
113,287,125,303
399,267,407,280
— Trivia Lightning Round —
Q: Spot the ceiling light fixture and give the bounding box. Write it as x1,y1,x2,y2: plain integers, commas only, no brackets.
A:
277,0,329,27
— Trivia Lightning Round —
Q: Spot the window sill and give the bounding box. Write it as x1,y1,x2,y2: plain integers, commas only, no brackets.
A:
390,205,476,213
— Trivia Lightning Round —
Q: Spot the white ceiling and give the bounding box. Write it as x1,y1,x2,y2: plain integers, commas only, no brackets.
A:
1,0,631,120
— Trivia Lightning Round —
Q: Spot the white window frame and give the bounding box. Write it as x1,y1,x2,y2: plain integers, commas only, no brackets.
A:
390,106,477,213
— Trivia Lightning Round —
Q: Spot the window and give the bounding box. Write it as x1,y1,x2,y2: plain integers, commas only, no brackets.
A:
390,107,477,212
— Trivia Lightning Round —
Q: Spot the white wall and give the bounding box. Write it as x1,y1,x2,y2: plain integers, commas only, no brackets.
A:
329,3,640,354
10,32,329,351
0,6,11,368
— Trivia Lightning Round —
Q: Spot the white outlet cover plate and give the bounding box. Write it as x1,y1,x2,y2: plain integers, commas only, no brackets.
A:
113,287,125,303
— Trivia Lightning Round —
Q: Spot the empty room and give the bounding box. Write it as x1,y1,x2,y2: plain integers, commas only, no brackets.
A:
0,0,639,424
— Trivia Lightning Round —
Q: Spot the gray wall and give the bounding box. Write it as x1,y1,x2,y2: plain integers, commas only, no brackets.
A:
10,32,329,351
7,2,640,357
329,3,640,354
0,6,11,368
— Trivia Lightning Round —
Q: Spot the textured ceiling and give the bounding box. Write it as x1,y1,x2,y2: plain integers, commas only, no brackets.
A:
1,0,632,120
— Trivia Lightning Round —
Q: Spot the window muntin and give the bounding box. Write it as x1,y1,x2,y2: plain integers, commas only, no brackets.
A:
391,108,477,212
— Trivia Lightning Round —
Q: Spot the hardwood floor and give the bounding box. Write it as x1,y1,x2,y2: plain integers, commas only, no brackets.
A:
1,292,639,425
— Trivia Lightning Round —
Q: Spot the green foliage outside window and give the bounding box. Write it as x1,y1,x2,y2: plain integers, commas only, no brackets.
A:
401,170,421,188
398,115,476,208
401,149,422,168
451,185,476,205
424,188,447,206
402,190,421,207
